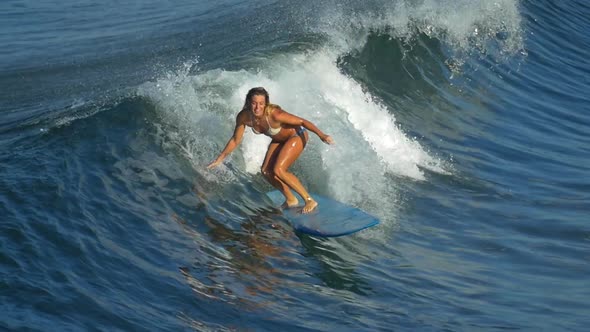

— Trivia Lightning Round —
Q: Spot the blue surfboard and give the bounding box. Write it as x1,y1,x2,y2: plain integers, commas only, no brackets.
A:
266,190,380,237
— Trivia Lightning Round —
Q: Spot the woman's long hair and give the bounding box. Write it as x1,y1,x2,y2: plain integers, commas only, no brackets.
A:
242,87,276,116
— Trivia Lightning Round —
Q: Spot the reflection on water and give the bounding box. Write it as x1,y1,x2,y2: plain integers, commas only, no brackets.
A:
173,198,301,311
171,180,381,330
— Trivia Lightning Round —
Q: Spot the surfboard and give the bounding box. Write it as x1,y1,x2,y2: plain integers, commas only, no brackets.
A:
266,190,380,237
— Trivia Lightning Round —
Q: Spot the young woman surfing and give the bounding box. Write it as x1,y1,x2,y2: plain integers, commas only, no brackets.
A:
207,87,334,213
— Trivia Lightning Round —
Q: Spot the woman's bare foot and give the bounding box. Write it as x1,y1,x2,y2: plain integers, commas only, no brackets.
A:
281,198,299,209
302,198,318,214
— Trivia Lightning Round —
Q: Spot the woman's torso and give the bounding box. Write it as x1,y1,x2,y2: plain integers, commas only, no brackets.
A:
245,108,299,142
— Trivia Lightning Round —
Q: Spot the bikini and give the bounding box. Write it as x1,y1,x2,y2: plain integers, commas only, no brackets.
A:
251,112,305,137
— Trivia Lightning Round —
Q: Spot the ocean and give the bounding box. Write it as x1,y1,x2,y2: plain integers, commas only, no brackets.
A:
1,0,589,330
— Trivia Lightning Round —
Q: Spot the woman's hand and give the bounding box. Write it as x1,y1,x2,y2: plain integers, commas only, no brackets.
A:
321,135,334,145
207,158,223,169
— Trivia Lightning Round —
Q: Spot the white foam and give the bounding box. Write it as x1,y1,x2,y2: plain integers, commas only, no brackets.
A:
312,0,524,61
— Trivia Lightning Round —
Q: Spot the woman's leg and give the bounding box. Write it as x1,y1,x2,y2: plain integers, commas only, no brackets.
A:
261,141,298,208
272,131,318,213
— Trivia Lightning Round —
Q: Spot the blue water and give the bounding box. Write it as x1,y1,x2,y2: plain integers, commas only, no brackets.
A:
2,0,589,330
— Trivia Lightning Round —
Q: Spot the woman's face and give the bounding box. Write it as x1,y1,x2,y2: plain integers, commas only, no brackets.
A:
251,94,266,117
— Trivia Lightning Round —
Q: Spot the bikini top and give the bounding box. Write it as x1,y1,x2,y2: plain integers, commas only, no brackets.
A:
251,111,281,136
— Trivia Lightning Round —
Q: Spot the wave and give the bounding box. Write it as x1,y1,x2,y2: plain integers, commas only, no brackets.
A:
134,0,528,180
23,0,527,228
135,50,452,230
310,0,525,64
130,0,528,226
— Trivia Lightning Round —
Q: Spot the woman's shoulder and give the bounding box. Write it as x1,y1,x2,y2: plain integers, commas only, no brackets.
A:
267,104,284,116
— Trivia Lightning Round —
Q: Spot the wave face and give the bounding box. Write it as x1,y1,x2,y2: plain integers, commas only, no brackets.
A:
2,0,590,331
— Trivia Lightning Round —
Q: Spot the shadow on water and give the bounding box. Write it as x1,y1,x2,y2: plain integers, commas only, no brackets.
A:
174,180,377,312
338,31,451,103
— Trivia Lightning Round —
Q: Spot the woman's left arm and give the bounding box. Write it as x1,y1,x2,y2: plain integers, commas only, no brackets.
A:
273,108,335,144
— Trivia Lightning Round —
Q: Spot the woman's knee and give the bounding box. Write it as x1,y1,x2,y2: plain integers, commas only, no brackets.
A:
273,166,287,179
261,167,273,178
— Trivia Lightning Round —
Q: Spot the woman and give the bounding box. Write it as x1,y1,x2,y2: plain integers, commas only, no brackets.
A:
207,87,334,213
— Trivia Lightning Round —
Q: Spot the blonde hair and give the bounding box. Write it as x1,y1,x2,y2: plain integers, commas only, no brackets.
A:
264,103,280,116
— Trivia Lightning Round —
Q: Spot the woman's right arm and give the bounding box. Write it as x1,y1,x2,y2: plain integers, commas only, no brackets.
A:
207,112,246,169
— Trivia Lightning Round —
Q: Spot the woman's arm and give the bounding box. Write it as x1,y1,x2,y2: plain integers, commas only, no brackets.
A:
272,108,335,144
207,112,247,169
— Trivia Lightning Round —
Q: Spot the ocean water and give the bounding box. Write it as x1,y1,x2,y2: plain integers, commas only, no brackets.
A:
1,0,589,330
